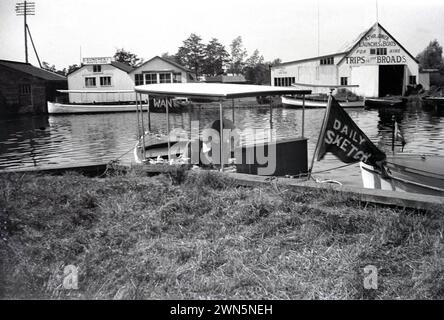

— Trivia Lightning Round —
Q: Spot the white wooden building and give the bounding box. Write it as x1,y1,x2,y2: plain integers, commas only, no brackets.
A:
66,56,193,103
271,23,425,97
130,56,195,86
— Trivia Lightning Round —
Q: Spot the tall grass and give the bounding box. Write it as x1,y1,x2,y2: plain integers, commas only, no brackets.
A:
0,170,443,299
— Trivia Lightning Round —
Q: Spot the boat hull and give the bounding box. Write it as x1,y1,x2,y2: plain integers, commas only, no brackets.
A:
48,101,142,114
282,96,364,108
364,98,407,109
47,100,189,114
360,155,444,196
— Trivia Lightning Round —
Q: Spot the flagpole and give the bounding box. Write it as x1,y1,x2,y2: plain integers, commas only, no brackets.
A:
308,89,334,179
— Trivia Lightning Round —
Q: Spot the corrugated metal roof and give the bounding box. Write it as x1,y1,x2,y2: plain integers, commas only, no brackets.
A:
0,59,67,81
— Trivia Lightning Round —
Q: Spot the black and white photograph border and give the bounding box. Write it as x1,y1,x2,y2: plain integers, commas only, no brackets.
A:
0,0,443,305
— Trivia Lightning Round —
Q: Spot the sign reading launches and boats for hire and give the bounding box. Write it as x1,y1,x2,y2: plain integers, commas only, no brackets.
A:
344,26,407,65
317,97,386,166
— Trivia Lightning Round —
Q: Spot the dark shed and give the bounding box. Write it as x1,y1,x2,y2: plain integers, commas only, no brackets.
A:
0,60,67,114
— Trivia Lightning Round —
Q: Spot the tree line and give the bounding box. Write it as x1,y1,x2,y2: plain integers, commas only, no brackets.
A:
41,35,282,85
42,37,444,83
167,34,282,84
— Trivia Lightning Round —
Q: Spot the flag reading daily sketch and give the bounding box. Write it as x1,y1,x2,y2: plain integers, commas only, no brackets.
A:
317,97,386,166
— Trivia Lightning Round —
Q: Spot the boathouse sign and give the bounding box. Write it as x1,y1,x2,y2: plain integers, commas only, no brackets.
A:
344,27,407,66
82,57,113,65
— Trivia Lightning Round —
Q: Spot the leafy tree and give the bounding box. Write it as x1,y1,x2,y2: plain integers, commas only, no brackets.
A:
270,58,282,67
245,49,264,68
42,61,57,73
67,64,80,74
113,48,142,67
202,38,230,76
42,61,66,76
228,36,248,75
243,49,266,84
416,39,444,70
161,52,177,62
175,33,206,78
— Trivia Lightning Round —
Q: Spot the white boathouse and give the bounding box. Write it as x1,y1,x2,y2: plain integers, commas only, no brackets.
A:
271,22,427,97
66,56,194,103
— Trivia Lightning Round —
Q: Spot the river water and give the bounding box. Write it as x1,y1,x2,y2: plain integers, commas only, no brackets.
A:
1,100,443,187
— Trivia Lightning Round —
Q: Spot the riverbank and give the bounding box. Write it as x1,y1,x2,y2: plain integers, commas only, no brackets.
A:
1,170,443,299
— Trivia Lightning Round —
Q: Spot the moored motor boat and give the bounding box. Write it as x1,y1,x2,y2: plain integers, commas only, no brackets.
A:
364,97,407,109
133,83,312,176
47,89,189,114
282,95,364,108
422,96,444,105
360,154,444,196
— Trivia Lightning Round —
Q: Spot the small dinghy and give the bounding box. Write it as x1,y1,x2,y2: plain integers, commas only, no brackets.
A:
364,97,407,109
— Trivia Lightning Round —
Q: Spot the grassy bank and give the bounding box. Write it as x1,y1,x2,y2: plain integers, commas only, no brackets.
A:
0,170,443,299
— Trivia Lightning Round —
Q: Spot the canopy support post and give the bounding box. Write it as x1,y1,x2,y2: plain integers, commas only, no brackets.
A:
232,99,235,123
301,94,305,138
136,92,141,140
147,94,151,132
166,97,171,163
219,101,224,172
139,93,146,161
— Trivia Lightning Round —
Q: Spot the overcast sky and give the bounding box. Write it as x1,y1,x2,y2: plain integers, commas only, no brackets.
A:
1,0,443,70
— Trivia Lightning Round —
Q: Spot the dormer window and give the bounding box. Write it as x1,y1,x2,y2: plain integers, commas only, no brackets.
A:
93,65,102,73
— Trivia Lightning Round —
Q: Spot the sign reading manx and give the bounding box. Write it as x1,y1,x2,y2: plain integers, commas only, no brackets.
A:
343,27,407,66
82,57,113,65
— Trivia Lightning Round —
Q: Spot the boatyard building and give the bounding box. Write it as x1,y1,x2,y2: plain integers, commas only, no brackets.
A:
0,59,67,114
66,56,194,103
271,23,426,97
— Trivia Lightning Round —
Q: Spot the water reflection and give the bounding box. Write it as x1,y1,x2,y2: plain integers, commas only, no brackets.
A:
1,100,443,187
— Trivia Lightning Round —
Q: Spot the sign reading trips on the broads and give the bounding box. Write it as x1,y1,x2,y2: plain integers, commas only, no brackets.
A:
317,97,386,166
344,25,408,66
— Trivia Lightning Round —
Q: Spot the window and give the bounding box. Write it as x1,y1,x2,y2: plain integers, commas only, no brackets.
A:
159,73,172,83
409,75,417,85
144,73,157,84
85,77,96,87
340,77,348,86
93,65,102,73
376,48,387,55
100,76,111,86
320,57,334,65
19,84,31,94
173,73,182,83
273,77,295,87
135,74,144,86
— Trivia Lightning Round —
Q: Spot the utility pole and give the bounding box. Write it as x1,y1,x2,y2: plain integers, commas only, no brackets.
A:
15,1,35,64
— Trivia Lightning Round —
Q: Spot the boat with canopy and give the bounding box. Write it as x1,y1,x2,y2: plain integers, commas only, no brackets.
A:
133,83,311,175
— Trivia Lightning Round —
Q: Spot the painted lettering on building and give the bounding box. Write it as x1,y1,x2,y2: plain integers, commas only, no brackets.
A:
344,27,407,66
